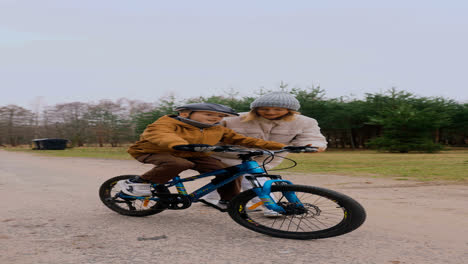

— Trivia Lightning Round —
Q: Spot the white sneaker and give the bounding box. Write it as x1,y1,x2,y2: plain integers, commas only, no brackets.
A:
263,209,281,217
117,180,151,196
217,200,229,210
199,198,228,210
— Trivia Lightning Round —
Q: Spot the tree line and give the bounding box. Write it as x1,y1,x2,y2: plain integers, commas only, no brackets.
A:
1,87,467,152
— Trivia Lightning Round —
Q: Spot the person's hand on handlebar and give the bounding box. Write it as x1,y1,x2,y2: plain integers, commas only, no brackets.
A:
306,144,326,152
193,145,217,152
282,145,324,153
173,144,218,152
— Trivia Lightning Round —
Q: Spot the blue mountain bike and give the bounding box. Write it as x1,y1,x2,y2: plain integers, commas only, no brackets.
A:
99,145,366,240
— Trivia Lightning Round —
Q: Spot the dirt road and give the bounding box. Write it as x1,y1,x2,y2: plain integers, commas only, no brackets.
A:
1,150,467,264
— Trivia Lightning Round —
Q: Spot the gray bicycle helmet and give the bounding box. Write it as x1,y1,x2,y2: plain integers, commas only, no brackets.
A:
174,103,239,116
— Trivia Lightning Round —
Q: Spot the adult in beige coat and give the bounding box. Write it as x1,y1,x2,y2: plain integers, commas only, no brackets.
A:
202,92,327,216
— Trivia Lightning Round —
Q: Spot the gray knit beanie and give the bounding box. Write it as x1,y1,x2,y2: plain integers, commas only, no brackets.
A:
250,92,300,111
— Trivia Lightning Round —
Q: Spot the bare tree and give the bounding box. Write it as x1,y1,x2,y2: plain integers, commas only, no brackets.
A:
45,102,90,147
118,98,155,141
29,96,46,139
86,100,134,147
0,105,35,146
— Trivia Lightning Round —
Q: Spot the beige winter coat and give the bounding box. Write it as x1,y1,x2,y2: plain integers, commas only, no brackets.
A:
212,113,327,168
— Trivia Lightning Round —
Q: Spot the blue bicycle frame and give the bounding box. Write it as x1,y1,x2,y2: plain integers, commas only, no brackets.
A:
119,160,302,213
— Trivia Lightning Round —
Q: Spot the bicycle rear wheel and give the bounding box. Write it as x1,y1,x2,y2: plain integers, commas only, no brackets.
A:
228,184,366,239
99,175,169,217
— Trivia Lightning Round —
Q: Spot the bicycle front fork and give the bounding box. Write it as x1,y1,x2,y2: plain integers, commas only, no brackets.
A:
246,176,303,213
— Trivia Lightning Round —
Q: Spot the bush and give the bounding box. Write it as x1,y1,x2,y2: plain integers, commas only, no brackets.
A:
367,137,443,153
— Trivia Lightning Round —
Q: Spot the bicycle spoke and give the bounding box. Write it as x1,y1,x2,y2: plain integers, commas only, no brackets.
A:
296,215,322,230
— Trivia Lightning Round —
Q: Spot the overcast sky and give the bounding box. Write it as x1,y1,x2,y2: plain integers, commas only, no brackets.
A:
1,0,467,109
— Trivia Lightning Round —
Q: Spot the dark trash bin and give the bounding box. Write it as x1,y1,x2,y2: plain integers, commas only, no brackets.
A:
32,138,68,150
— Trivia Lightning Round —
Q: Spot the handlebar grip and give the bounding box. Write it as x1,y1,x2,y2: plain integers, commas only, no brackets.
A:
304,147,318,152
174,144,243,153
172,144,212,151
172,145,195,151
283,146,318,153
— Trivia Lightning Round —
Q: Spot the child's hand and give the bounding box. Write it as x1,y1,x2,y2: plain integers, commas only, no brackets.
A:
173,144,217,152
193,145,217,152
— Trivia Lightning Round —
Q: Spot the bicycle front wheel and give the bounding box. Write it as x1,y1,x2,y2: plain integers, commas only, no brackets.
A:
228,184,366,239
99,175,169,217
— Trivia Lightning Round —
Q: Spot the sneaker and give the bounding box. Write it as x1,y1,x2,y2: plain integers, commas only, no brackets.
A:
199,198,228,211
217,200,229,210
263,209,281,217
118,178,152,196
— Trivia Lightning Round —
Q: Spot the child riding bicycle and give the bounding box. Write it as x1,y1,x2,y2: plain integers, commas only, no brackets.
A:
118,102,286,208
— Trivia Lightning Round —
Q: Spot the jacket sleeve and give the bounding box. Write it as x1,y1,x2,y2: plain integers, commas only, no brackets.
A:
290,117,328,149
220,127,286,150
141,122,188,149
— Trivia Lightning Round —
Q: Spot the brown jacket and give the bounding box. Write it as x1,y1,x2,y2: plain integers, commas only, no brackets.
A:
127,115,286,158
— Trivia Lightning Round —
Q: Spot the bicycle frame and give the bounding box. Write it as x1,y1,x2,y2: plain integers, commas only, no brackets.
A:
118,159,300,212
116,148,303,212
118,160,264,201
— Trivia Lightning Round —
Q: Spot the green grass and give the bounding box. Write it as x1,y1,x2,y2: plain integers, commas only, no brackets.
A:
276,149,468,181
3,146,133,160
3,146,468,182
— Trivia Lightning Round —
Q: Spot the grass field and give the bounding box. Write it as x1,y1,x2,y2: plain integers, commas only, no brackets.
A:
275,149,468,181
3,146,467,181
3,146,133,160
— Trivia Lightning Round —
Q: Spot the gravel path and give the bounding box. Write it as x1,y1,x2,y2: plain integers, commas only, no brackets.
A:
1,150,467,264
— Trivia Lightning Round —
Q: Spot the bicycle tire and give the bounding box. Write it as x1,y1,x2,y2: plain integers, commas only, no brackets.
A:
99,175,170,217
228,184,366,239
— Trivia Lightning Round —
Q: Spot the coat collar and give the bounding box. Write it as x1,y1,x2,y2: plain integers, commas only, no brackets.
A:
160,115,220,129
237,112,292,125
173,116,218,129
257,116,284,125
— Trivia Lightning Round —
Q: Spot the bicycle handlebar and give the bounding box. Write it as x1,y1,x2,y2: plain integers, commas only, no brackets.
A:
172,144,318,154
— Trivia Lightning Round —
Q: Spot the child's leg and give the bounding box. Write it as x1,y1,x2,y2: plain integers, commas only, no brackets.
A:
189,156,241,201
137,153,196,183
